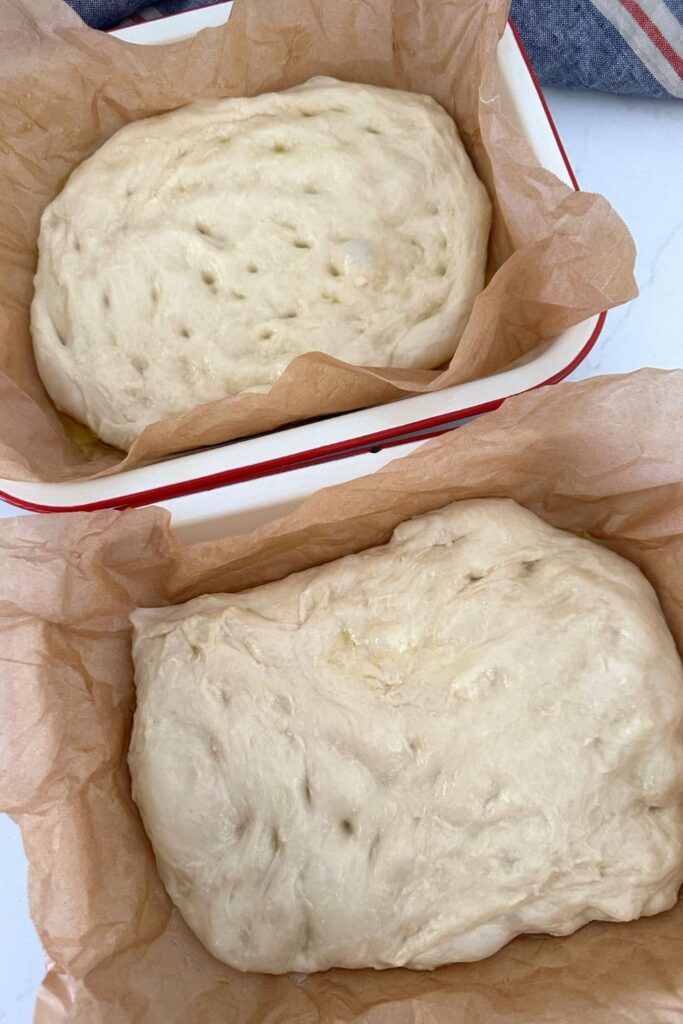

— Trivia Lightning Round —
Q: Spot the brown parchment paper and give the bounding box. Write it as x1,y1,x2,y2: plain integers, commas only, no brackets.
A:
1,367,683,1024
0,0,637,483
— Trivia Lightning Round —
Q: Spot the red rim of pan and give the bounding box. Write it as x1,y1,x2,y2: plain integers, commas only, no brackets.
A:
0,16,603,514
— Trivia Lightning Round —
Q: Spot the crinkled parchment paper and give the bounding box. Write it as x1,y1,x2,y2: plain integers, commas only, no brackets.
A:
0,0,636,481
1,369,683,1022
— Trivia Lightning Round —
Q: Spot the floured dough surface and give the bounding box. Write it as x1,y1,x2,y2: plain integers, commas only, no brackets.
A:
129,499,683,973
31,78,491,450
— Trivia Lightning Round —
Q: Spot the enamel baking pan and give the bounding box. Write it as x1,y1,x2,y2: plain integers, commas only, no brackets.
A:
0,4,604,514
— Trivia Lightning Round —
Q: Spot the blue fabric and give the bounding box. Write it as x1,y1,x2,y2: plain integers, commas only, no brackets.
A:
510,0,669,97
67,0,195,28
66,0,683,98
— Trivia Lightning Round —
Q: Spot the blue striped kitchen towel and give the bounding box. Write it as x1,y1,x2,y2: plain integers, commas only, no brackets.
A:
67,0,683,98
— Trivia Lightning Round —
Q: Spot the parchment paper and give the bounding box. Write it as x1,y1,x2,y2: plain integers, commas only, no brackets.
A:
0,0,636,482
1,368,683,1023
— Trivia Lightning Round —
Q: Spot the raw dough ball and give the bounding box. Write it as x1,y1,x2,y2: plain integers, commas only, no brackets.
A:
129,499,683,973
31,78,491,450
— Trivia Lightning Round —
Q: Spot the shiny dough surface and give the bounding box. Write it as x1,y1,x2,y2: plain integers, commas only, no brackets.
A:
31,78,491,450
130,499,683,973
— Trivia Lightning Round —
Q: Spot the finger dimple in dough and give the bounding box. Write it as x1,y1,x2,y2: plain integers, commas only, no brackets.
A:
31,78,491,450
129,499,683,974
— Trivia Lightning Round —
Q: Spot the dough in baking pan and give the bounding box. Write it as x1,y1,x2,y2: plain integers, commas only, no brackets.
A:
130,499,683,973
31,78,491,450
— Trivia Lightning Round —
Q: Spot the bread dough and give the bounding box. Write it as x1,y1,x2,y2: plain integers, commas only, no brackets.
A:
31,78,491,450
129,499,683,973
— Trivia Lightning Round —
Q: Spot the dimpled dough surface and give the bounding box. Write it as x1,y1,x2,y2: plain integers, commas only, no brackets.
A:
31,78,491,451
129,499,683,973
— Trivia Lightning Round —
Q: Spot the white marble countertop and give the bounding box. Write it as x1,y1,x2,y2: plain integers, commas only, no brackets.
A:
1,87,682,1023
